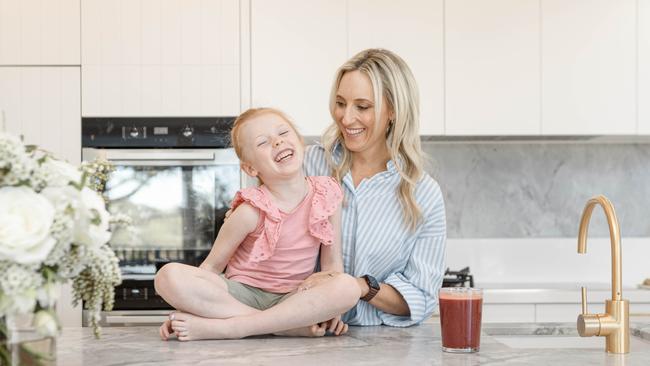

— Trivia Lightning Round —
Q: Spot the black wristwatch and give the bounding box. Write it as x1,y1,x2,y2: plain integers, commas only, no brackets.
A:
361,275,380,302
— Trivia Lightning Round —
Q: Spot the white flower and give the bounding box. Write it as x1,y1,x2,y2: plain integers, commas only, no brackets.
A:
33,309,60,337
75,187,111,248
39,157,82,187
0,290,38,316
41,185,111,248
0,186,57,264
0,262,42,316
0,133,36,186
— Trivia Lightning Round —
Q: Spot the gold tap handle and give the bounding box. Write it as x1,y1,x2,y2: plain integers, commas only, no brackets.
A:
581,286,588,314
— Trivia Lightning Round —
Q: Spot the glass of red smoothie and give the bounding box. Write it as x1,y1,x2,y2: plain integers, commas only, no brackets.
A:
438,287,483,353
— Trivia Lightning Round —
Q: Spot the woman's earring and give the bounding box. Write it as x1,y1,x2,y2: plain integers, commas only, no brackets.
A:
386,119,394,135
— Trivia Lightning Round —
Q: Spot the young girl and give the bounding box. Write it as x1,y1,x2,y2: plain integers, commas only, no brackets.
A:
154,108,360,341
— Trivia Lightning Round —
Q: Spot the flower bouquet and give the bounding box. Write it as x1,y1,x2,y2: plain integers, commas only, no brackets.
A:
0,132,122,364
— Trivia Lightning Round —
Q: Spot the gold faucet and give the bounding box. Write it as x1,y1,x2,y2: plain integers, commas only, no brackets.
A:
576,195,629,354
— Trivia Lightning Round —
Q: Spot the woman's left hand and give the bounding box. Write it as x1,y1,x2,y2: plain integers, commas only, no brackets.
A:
297,270,340,291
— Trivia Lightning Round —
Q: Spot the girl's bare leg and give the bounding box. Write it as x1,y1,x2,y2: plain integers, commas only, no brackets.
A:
154,263,259,318
169,273,361,341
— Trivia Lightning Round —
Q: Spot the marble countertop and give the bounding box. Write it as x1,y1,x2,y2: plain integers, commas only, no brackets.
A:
55,322,650,366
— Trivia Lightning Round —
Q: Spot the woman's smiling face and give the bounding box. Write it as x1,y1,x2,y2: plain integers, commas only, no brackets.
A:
333,70,392,155
239,112,304,181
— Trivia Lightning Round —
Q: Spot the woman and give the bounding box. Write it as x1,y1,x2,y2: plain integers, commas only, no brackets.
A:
302,48,446,326
158,48,446,339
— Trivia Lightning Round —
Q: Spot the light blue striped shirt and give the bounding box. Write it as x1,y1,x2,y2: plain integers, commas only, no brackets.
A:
304,144,447,327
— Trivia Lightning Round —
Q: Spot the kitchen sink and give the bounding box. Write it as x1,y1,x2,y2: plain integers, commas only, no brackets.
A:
484,323,650,350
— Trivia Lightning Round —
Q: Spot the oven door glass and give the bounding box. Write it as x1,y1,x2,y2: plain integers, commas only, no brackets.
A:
105,164,239,267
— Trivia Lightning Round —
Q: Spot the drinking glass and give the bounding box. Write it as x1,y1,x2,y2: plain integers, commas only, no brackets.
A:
439,287,483,353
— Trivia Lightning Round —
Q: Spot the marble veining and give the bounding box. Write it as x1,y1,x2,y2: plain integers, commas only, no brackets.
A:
55,323,650,366
422,142,650,238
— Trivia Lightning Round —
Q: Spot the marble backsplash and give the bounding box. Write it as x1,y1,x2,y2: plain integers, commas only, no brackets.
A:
422,142,650,238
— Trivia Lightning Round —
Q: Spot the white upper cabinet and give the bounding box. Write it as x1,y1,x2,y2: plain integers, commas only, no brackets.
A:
348,0,444,135
250,0,347,136
541,0,636,135
639,0,650,134
445,0,540,135
0,0,80,65
0,67,81,163
81,0,240,117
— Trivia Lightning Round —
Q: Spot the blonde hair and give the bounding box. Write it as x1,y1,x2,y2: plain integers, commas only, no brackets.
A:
230,107,303,161
323,48,424,231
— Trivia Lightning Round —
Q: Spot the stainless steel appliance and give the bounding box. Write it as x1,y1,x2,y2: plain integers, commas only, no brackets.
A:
81,117,241,325
442,267,474,288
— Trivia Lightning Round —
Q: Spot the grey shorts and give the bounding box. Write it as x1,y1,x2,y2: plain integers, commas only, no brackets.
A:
220,274,293,310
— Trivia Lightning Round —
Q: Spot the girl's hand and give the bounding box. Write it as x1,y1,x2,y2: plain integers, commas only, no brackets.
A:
324,315,348,336
159,319,175,340
297,271,340,291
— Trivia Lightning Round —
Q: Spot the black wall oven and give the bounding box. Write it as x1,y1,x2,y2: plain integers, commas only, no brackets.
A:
81,117,241,325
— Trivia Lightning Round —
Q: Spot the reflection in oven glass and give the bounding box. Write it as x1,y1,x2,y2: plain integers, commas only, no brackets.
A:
105,165,239,251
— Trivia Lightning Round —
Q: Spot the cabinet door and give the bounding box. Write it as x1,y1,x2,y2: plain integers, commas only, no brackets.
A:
445,0,540,135
81,0,240,117
639,0,650,134
0,67,81,164
250,0,347,136
541,0,636,135
0,0,80,65
348,0,444,135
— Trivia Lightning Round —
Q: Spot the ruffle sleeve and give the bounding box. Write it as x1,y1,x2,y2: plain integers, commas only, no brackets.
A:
307,176,343,246
231,187,282,262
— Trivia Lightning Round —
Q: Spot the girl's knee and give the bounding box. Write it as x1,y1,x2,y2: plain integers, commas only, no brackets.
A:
154,262,186,294
333,273,362,307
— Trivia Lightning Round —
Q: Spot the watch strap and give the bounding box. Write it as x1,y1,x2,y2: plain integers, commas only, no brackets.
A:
361,275,379,302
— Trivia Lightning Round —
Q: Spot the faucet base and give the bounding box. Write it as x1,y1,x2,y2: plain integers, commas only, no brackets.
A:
603,299,630,354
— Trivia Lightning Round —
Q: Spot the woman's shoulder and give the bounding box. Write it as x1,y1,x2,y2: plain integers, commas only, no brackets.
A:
304,144,329,176
414,172,444,209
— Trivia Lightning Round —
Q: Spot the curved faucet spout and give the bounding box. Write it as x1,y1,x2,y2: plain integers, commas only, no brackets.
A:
577,195,622,301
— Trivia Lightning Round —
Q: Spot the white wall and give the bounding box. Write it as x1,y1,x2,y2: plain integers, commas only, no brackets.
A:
446,238,650,287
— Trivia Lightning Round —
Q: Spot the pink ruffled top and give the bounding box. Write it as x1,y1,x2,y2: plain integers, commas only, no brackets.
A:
224,176,343,293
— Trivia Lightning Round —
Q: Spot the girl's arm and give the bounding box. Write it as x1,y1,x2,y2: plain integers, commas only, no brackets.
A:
319,204,343,273
199,202,259,274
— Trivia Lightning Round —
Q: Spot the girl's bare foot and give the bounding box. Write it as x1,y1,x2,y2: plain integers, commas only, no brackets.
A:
273,324,327,337
169,312,240,341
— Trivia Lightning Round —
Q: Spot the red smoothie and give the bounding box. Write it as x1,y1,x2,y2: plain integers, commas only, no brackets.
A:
439,288,483,352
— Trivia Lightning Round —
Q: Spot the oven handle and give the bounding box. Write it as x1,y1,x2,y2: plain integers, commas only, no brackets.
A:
105,151,216,161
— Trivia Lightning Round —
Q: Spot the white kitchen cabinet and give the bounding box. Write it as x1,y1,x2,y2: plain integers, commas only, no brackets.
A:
348,0,443,135
0,67,81,164
541,0,636,135
0,0,80,65
639,0,650,134
81,0,240,117
250,0,347,136
445,0,540,135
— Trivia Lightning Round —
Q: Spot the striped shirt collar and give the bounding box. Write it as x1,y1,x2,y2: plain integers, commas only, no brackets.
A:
330,140,402,174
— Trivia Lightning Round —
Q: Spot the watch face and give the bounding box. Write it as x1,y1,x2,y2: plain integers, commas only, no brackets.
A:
365,275,380,290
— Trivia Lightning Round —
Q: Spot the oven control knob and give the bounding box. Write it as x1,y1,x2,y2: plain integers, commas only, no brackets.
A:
129,127,139,138
181,126,193,138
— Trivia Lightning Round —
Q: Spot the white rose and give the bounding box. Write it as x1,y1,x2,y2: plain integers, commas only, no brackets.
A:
40,157,82,187
33,309,60,337
41,185,80,212
75,187,111,247
0,187,56,264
